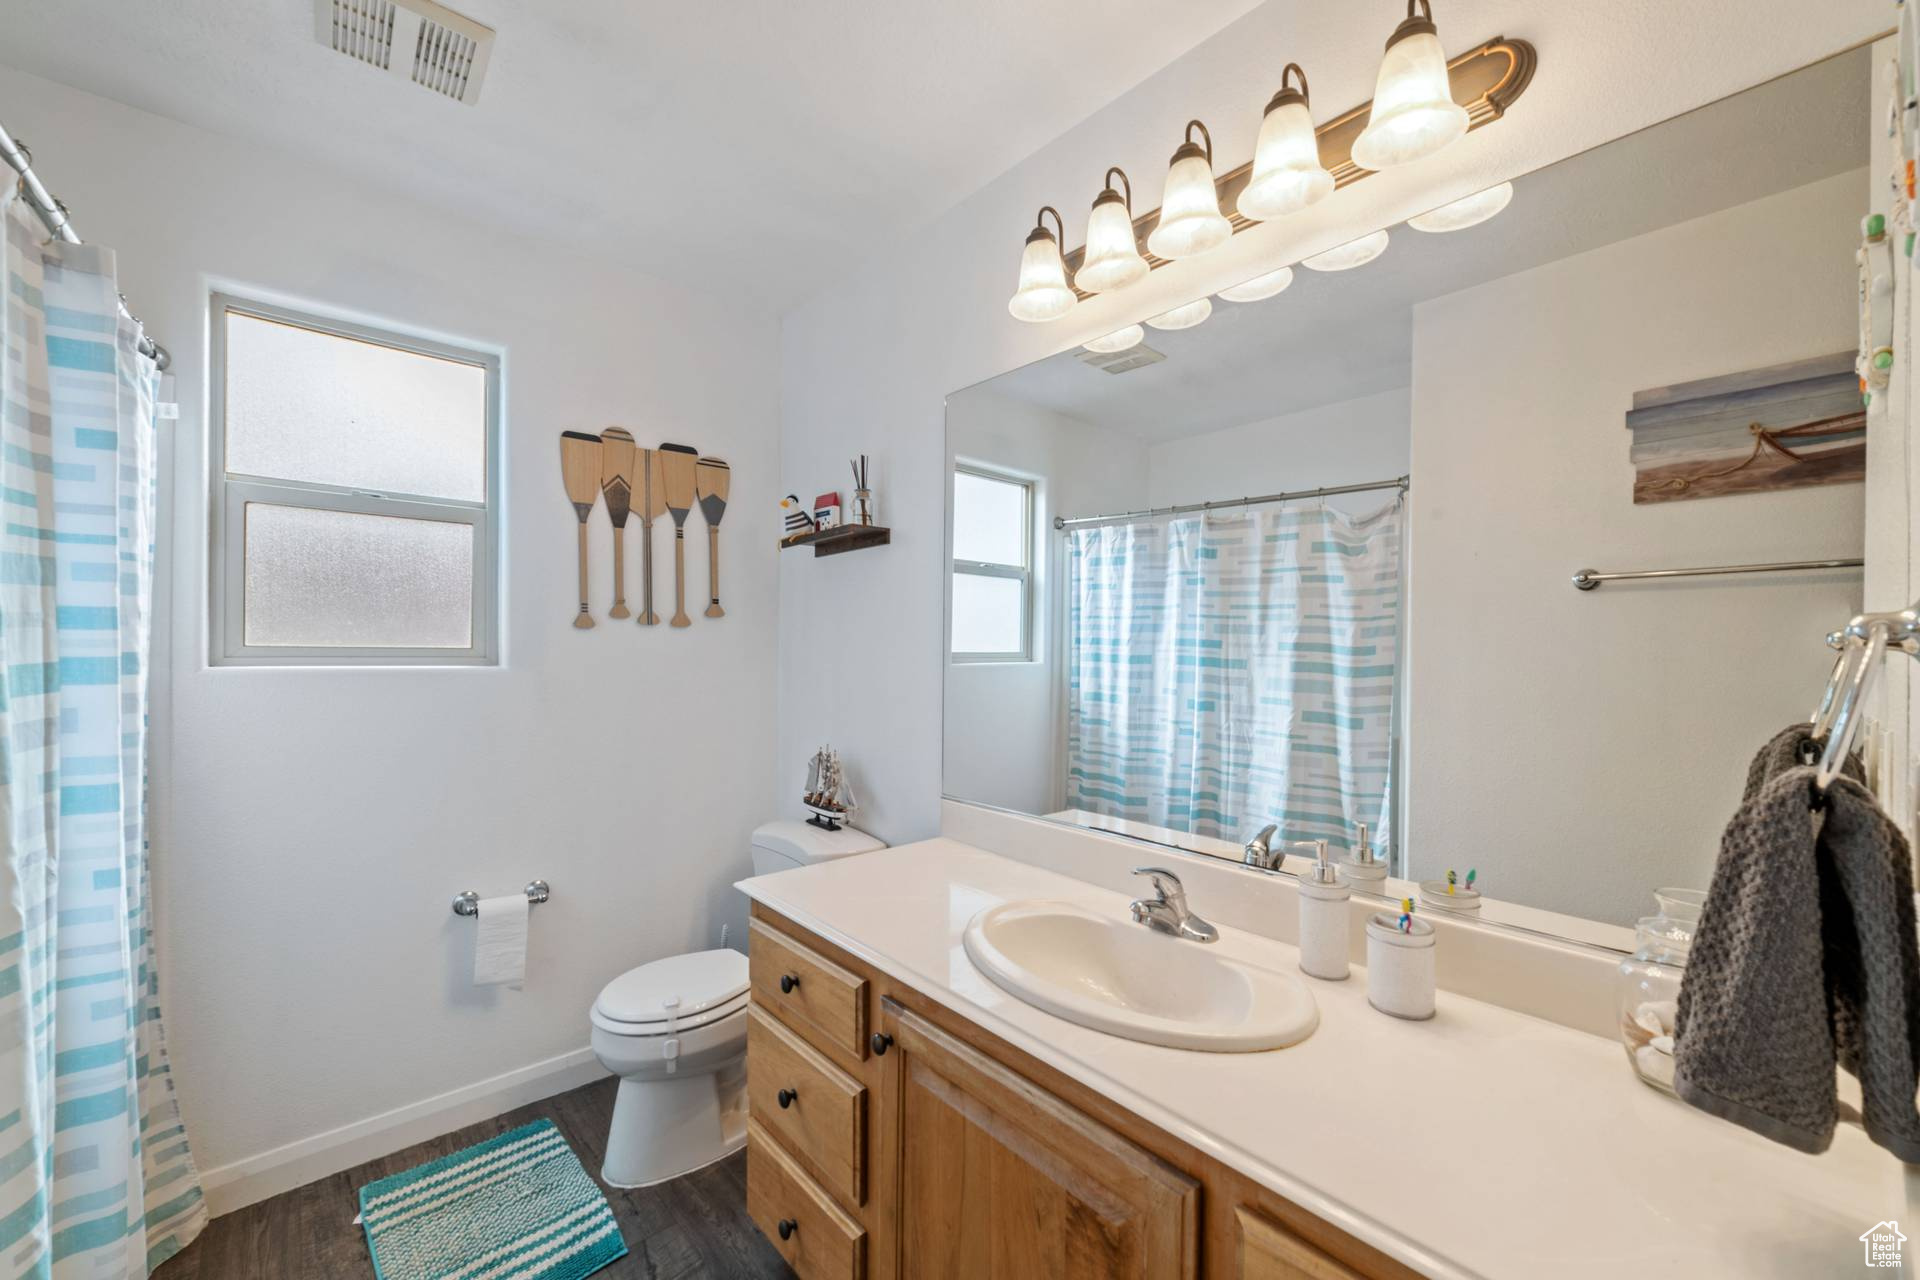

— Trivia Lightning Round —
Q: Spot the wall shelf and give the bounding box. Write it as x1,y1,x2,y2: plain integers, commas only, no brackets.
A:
781,524,891,558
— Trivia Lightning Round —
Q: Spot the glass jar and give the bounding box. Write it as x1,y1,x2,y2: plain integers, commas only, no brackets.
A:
1616,889,1701,1094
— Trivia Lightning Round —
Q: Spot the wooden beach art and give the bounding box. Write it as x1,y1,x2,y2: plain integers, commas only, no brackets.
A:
1626,352,1864,504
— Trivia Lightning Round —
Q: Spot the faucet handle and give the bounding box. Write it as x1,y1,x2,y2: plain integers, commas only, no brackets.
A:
1131,866,1187,907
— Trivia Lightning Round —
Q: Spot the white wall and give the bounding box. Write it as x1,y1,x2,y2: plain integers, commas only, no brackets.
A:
1406,170,1865,925
1146,388,1410,513
0,67,780,1200
944,389,1147,814
776,0,1890,851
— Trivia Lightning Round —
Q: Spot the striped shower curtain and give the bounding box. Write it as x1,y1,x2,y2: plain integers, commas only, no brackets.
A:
0,194,204,1274
1065,499,1402,859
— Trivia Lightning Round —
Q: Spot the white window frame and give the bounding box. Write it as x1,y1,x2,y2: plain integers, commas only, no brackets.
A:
209,293,501,667
951,463,1034,664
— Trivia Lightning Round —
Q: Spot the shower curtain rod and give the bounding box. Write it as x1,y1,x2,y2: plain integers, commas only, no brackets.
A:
1052,475,1409,531
0,119,170,371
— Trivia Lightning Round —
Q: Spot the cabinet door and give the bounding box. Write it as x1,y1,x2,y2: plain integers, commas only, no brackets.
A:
871,998,1198,1280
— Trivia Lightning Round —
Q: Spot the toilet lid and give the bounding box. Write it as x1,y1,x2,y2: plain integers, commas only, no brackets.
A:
593,949,749,1026
590,989,748,1037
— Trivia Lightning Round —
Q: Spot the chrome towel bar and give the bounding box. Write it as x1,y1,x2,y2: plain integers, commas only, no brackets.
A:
452,880,550,917
1571,557,1864,591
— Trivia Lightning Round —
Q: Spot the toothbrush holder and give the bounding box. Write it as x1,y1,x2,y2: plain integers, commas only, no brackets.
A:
1366,912,1436,1020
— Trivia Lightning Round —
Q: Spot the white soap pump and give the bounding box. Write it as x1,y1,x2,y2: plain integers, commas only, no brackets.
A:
1339,821,1388,890
1292,839,1351,981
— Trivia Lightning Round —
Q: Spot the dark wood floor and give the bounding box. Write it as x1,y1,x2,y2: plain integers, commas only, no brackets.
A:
154,1077,794,1280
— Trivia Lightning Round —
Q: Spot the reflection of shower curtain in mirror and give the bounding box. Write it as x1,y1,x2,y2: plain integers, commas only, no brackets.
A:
1065,500,1401,855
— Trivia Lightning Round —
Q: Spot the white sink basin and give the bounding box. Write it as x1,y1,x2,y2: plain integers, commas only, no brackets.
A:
962,900,1318,1052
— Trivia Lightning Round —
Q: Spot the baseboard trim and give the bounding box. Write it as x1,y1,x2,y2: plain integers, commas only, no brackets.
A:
199,1046,609,1217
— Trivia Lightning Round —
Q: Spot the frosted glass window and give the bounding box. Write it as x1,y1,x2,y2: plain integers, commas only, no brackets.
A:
226,311,487,502
952,574,1025,656
953,471,1029,568
243,504,474,648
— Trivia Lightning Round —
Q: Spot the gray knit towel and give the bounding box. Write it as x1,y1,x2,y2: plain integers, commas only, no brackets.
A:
1674,767,1920,1160
1742,722,1862,801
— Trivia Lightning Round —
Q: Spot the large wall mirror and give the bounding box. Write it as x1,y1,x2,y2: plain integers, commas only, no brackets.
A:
944,47,1877,950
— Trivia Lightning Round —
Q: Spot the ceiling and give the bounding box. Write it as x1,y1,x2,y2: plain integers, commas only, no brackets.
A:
974,46,1871,443
0,0,1264,306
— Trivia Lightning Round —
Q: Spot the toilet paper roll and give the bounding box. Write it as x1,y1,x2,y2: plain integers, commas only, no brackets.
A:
473,894,528,988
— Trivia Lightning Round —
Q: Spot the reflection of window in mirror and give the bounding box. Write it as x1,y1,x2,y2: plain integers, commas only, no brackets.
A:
951,466,1034,662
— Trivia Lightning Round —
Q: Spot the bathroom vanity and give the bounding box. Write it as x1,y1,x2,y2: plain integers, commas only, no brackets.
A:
740,880,1410,1280
738,839,1905,1280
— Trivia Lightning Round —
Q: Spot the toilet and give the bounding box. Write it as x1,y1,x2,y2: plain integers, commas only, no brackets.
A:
590,819,885,1187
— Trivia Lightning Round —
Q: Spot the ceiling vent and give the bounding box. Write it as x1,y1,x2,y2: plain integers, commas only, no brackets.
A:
314,0,495,104
1075,344,1167,375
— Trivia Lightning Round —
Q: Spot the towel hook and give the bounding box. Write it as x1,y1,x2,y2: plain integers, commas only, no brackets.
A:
452,880,551,917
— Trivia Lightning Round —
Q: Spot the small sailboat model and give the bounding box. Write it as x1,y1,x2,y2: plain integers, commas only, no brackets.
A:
803,744,857,831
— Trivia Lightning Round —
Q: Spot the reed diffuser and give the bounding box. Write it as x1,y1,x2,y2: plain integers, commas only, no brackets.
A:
850,454,875,526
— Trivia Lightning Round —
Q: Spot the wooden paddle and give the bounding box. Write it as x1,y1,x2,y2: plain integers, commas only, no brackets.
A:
559,432,603,629
656,443,700,628
636,448,667,626
599,428,635,619
696,457,731,619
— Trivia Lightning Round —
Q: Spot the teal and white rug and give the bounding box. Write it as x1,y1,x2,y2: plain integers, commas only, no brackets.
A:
358,1119,628,1280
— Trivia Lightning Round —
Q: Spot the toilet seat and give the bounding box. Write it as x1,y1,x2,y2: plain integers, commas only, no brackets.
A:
592,949,749,1037
591,990,747,1037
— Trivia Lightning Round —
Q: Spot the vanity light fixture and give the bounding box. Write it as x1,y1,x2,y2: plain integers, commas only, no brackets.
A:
1145,298,1212,331
1083,324,1147,354
1146,121,1232,261
1007,206,1077,323
1237,65,1334,221
1407,180,1513,232
1302,229,1390,272
1350,0,1472,170
1217,266,1296,303
1076,168,1151,293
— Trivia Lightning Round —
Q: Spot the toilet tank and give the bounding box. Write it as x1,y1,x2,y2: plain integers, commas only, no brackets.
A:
750,819,886,875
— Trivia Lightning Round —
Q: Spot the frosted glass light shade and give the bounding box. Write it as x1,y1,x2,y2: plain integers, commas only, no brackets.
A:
1147,150,1231,260
1302,230,1389,272
1008,225,1076,322
1145,298,1212,331
1077,192,1150,293
1217,267,1295,303
1083,325,1146,354
1351,26,1468,170
1238,99,1333,221
1408,181,1513,232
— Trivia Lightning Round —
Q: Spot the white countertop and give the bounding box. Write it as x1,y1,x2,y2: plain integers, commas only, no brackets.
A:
739,839,1912,1280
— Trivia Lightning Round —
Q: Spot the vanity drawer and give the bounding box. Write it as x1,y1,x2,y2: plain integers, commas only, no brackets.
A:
749,918,869,1060
1235,1205,1367,1280
747,1004,866,1204
747,1117,867,1280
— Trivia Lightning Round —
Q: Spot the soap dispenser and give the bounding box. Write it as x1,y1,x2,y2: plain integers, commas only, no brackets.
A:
1293,839,1351,981
1339,822,1388,891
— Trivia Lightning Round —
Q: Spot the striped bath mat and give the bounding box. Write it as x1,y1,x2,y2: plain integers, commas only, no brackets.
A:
358,1119,627,1280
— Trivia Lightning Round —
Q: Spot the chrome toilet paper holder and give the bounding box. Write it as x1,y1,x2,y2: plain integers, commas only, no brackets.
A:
452,880,550,918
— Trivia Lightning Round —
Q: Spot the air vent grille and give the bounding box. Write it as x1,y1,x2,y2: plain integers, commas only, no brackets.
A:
314,0,494,104
1074,344,1168,375
325,0,397,70
412,19,480,100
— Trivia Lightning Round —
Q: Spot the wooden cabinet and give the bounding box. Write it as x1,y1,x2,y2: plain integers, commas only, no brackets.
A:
744,904,1415,1280
870,998,1199,1280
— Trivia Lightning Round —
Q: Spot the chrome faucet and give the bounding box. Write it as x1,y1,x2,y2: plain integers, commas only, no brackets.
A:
1129,867,1219,943
1243,823,1280,870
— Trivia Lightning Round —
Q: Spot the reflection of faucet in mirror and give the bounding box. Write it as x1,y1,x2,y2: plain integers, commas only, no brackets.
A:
1128,867,1219,943
1242,824,1280,870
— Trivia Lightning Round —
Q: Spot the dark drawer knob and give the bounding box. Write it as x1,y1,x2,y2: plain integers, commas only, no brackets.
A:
871,1032,893,1056
779,974,799,994
778,1218,797,1241
776,1087,797,1109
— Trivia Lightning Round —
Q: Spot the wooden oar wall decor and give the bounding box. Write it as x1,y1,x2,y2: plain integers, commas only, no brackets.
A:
558,428,732,632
